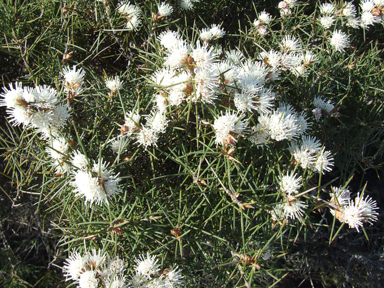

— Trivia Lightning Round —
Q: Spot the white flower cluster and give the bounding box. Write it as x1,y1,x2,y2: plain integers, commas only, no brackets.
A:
0,82,71,137
63,249,127,288
360,0,384,28
330,187,379,232
250,104,309,147
118,107,168,149
71,157,121,206
213,111,248,145
317,1,384,30
330,30,350,52
157,2,173,17
318,2,360,29
271,197,308,221
105,76,123,95
118,1,141,31
62,66,85,98
200,24,225,42
289,136,334,174
129,252,184,287
312,96,337,121
278,0,297,16
258,35,318,77
46,137,71,174
180,0,200,11
252,10,272,36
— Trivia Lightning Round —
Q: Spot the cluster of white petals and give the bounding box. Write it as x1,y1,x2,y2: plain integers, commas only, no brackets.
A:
128,252,184,287
312,96,336,120
180,0,200,11
72,159,121,206
278,0,297,16
213,111,248,145
279,172,302,196
330,30,350,52
200,24,226,41
62,66,85,96
118,1,141,30
157,2,173,17
289,136,334,174
105,76,123,93
63,249,126,287
330,188,379,232
0,82,71,137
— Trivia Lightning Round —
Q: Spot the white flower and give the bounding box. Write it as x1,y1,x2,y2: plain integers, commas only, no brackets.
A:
126,14,141,31
319,15,335,28
340,2,357,17
360,11,377,27
136,127,159,148
355,193,379,224
266,110,300,141
271,203,286,222
110,136,129,154
191,41,217,70
314,147,334,174
158,31,184,51
145,111,168,133
209,24,225,39
258,10,272,24
62,66,85,92
330,30,350,52
280,35,302,51
282,196,307,220
284,0,297,7
213,111,248,145
134,252,160,279
302,51,318,65
295,112,310,135
105,276,127,288
320,3,335,15
106,76,123,93
71,150,89,170
123,110,141,136
118,1,137,15
63,251,88,281
88,249,107,269
46,137,69,161
0,82,24,108
360,0,375,12
72,159,121,206
165,43,190,68
289,136,321,170
259,50,282,71
346,16,360,28
51,104,71,128
234,91,257,113
281,52,302,70
313,96,334,114
157,2,173,17
108,257,126,274
330,186,351,207
337,193,379,232
180,0,194,10
225,49,244,65
164,266,184,286
155,94,169,113
279,172,302,196
257,25,268,36
79,270,99,288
